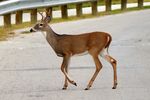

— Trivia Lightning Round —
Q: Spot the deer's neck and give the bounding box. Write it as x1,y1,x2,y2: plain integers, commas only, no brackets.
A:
45,26,59,51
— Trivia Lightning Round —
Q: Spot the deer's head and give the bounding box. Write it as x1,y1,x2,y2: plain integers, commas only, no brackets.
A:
30,10,52,32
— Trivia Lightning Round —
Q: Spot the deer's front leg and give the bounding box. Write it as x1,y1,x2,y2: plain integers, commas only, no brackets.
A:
85,55,102,90
61,55,77,89
62,65,68,90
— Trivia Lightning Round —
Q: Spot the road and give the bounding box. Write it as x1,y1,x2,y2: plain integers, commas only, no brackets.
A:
0,9,150,100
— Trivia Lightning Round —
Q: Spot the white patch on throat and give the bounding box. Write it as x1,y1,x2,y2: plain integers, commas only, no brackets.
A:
41,31,46,38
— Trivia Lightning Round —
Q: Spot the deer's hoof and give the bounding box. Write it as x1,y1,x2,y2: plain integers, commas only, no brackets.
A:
112,86,116,89
62,87,67,90
73,82,77,86
112,83,118,89
84,88,90,90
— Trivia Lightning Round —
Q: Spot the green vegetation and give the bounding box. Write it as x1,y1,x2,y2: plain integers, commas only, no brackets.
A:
0,22,32,41
0,5,150,41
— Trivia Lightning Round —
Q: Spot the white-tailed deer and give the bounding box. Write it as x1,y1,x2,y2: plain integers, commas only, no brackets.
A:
30,10,117,90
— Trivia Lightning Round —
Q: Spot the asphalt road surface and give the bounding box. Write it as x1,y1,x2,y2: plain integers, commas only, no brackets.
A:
0,9,150,100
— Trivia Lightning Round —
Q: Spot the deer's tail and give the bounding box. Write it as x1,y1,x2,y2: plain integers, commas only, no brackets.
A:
105,34,112,55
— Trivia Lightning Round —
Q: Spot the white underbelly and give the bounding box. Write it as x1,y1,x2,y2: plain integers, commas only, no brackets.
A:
100,48,108,58
74,51,89,56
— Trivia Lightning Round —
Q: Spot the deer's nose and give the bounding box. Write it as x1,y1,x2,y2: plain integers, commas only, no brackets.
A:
30,28,36,32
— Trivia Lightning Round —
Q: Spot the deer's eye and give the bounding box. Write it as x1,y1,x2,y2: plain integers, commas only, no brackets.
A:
39,24,43,26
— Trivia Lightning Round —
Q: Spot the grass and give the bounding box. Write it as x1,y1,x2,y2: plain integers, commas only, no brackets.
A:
0,5,150,41
0,22,33,41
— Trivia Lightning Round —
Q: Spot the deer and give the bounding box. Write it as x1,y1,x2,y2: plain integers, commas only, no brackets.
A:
30,10,118,90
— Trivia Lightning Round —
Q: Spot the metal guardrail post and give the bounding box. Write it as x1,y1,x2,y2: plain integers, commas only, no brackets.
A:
138,0,143,8
91,1,98,15
16,10,23,24
61,5,68,19
105,0,112,12
121,0,127,10
4,13,11,27
31,9,37,24
76,3,82,17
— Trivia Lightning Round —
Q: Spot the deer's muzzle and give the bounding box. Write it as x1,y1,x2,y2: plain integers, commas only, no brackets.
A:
30,28,36,32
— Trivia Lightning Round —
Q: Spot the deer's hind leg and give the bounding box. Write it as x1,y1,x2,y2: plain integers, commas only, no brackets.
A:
100,49,118,89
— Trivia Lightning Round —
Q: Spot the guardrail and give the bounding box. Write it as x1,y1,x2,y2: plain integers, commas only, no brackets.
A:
0,0,144,27
0,0,98,27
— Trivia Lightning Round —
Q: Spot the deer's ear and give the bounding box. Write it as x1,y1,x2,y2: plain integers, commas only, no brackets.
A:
44,9,52,23
44,16,51,23
46,9,52,17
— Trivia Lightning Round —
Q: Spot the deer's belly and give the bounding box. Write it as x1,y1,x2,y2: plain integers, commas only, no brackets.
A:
73,51,89,56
